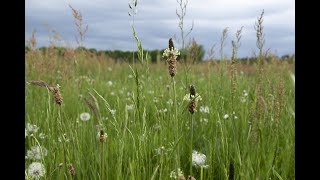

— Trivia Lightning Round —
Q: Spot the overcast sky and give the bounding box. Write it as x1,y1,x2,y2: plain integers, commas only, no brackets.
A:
25,0,294,58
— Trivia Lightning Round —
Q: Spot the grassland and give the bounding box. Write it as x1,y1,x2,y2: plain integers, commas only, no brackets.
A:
25,47,294,179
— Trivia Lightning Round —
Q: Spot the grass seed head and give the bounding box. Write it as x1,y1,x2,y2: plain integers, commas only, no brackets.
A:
52,84,63,106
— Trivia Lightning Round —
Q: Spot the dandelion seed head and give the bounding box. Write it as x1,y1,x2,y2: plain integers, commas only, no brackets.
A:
107,81,113,86
199,106,209,113
80,112,90,121
26,146,48,160
167,99,173,105
126,104,134,110
26,123,40,133
27,162,46,179
192,150,207,167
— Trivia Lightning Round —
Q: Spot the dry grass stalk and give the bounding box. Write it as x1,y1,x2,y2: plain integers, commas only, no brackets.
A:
28,80,50,88
69,4,88,47
28,80,63,106
83,96,99,118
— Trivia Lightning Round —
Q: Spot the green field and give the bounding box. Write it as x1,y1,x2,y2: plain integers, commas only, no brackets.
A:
25,48,295,179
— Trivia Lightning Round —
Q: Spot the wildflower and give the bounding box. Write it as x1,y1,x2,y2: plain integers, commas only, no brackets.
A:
162,108,168,113
162,47,180,59
26,123,40,134
170,168,184,179
192,150,208,168
163,38,180,77
183,94,202,102
110,109,116,116
184,85,202,114
39,133,46,139
110,92,115,96
126,104,134,110
167,99,173,105
223,114,229,119
80,112,91,121
128,74,133,78
27,162,46,179
97,130,107,143
107,81,113,86
154,146,166,155
200,118,208,123
26,146,48,160
243,90,248,97
199,106,210,113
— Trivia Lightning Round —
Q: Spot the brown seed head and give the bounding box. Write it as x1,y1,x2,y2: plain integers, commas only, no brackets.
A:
187,175,196,180
69,164,75,177
178,175,186,180
168,56,177,77
188,100,197,114
99,130,107,143
52,85,63,106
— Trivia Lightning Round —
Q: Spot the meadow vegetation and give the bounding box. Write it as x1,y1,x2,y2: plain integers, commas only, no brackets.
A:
25,2,294,180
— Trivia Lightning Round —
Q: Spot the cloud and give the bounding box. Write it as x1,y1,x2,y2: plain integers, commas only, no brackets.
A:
25,0,295,57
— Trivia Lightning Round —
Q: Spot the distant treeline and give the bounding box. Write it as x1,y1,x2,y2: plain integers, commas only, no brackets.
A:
25,46,295,64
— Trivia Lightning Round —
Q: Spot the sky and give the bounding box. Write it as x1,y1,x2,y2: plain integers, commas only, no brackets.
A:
25,0,295,58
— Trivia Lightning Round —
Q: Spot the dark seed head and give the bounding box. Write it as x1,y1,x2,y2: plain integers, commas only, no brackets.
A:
169,38,174,50
189,85,196,97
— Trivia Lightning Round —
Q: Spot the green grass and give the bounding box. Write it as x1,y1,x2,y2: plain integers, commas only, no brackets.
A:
25,54,294,179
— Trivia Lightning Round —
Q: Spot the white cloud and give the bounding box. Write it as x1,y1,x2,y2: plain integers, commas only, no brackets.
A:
25,0,295,57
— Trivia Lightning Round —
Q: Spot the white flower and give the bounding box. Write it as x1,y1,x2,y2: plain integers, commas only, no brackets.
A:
110,109,116,116
154,146,166,155
107,81,113,86
243,90,248,97
126,104,134,110
167,99,173,105
80,112,91,121
27,162,46,179
192,150,207,167
223,114,229,119
26,123,39,134
169,168,184,179
200,118,208,123
162,47,180,59
163,108,168,113
26,146,48,160
234,116,238,120
199,106,209,113
183,93,202,102
110,92,115,96
39,133,46,139
128,74,133,78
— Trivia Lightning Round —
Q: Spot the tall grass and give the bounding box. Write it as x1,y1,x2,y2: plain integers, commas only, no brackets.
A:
25,6,294,180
